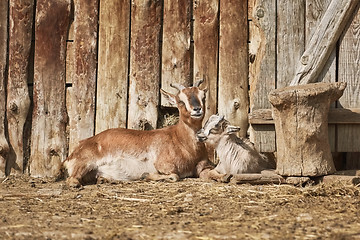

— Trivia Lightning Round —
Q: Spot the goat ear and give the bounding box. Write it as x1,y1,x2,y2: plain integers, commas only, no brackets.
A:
160,89,177,105
226,125,240,134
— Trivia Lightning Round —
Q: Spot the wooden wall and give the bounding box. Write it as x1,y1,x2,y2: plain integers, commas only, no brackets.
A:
0,0,359,177
249,0,360,154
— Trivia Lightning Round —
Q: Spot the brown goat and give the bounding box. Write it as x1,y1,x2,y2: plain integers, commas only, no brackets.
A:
63,81,227,187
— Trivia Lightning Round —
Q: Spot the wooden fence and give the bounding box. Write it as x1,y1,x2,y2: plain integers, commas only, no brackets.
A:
0,0,359,177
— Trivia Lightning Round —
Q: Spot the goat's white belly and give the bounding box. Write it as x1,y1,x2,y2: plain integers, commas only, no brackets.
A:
94,152,157,181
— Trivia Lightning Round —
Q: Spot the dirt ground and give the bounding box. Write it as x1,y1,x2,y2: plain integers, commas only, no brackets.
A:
0,176,359,240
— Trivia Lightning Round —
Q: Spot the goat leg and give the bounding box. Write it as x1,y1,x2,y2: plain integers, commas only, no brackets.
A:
141,172,180,182
198,168,232,183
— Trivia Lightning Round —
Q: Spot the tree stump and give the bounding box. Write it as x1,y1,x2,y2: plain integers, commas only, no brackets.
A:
268,82,346,177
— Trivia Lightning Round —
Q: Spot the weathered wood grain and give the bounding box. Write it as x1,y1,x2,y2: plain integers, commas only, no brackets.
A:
231,170,285,185
193,0,219,121
6,0,34,174
338,6,360,152
30,0,71,177
68,0,98,153
306,0,336,151
248,0,276,152
96,0,130,134
161,0,191,107
0,1,9,178
193,0,219,163
250,108,360,125
291,0,359,86
277,0,305,88
128,0,161,130
218,0,248,137
269,82,346,177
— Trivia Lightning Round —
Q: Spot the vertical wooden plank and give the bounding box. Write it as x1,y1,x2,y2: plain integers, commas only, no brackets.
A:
193,0,219,121
30,0,71,177
6,0,34,174
128,0,161,130
65,8,75,151
218,0,249,137
277,0,305,88
248,0,276,152
68,0,98,152
306,0,336,152
338,7,360,152
0,0,9,178
96,0,130,134
161,0,191,106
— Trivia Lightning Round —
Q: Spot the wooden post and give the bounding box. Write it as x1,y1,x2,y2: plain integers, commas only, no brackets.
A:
0,0,9,178
96,0,130,134
30,0,71,177
6,0,34,174
69,0,98,151
269,82,346,177
290,0,359,86
161,0,191,107
218,0,249,137
128,0,161,130
306,0,337,152
193,0,219,121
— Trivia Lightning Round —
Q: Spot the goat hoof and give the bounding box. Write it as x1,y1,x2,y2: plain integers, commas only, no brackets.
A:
97,177,110,184
220,174,232,183
66,177,81,188
168,174,180,182
140,172,150,180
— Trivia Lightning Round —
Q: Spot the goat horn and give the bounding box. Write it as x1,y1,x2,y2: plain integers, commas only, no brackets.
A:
170,83,185,91
193,79,204,87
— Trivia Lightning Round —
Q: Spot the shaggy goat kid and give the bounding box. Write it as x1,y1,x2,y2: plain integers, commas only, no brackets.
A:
197,115,274,178
63,81,227,187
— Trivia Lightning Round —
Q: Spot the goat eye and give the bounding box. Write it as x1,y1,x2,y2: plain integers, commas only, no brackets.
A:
210,129,218,134
178,101,185,106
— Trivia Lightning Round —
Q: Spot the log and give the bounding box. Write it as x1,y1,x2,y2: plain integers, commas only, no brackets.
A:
69,0,98,152
0,1,9,178
218,0,249,137
96,0,130,134
269,82,346,177
29,0,71,177
320,170,360,185
290,0,359,86
193,0,219,121
231,170,285,185
161,0,191,106
128,0,161,130
6,0,34,174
